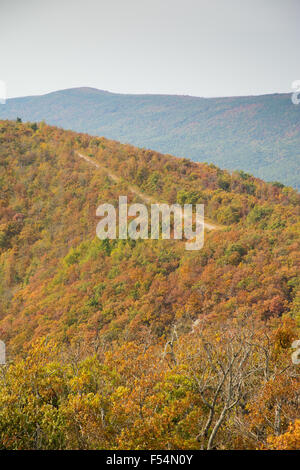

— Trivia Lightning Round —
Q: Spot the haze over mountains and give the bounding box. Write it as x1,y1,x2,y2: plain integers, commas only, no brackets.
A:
1,87,299,189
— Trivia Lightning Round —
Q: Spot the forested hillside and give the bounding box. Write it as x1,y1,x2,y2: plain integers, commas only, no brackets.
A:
0,88,299,188
0,120,299,450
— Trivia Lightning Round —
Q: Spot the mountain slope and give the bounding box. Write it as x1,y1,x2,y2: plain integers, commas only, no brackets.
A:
0,88,299,188
0,120,299,450
0,119,299,353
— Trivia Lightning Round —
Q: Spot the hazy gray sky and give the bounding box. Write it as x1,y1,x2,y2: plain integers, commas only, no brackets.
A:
1,0,299,98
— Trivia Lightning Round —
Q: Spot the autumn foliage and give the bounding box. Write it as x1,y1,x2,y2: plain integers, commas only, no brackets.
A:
0,120,299,449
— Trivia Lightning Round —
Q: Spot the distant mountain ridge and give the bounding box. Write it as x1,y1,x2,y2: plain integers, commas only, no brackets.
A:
0,87,299,188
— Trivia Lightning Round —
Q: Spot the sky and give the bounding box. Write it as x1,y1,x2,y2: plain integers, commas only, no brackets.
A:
0,0,299,98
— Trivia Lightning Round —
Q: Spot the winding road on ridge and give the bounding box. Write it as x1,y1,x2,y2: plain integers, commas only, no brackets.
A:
76,151,220,231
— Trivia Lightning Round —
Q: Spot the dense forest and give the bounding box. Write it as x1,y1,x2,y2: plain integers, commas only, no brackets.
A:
0,119,299,449
1,88,299,188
